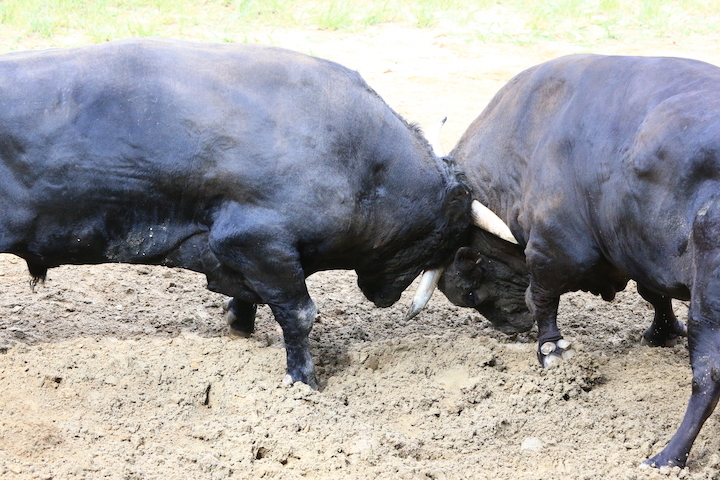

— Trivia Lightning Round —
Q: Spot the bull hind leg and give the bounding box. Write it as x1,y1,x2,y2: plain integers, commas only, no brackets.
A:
646,212,720,468
223,298,257,338
645,301,720,468
637,283,687,347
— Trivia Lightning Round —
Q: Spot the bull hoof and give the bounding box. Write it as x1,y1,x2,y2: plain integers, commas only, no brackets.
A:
226,310,253,338
283,372,319,390
640,335,678,347
223,298,256,338
642,452,686,470
538,339,574,368
222,298,232,312
641,321,687,347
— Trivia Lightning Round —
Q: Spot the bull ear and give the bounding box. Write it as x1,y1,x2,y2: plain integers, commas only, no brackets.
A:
471,200,518,244
443,183,471,227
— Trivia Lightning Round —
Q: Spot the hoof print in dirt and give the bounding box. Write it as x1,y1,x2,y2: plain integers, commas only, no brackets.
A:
539,339,574,369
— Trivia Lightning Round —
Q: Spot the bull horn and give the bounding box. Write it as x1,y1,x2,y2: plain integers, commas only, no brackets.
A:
405,268,443,320
427,116,447,157
472,200,519,244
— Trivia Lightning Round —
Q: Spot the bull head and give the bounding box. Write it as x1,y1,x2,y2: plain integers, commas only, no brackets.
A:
406,118,518,320
438,232,533,333
406,201,518,319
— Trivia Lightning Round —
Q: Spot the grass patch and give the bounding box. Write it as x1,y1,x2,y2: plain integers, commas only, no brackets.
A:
0,0,719,46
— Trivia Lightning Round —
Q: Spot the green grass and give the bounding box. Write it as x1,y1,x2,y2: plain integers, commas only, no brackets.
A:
0,0,719,47
518,0,720,40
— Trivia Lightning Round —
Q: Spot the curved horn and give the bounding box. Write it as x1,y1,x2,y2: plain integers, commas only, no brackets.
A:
405,268,443,320
427,116,447,157
472,200,519,244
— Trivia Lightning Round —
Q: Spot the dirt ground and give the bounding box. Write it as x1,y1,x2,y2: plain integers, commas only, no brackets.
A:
2,23,720,480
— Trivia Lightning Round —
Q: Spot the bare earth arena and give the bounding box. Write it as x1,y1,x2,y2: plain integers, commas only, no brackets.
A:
2,23,720,480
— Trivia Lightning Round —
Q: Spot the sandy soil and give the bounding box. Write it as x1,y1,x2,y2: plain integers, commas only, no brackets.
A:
2,24,720,480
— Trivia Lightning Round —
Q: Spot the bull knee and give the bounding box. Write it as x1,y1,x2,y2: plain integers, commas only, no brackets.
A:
293,300,319,335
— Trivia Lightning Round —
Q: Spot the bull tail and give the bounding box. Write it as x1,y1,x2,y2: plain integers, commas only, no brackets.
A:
26,261,47,290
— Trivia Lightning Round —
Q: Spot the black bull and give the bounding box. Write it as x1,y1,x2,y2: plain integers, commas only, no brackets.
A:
439,54,720,468
0,39,471,389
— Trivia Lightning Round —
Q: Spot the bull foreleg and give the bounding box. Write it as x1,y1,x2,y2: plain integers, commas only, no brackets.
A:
209,212,320,388
530,286,573,368
225,272,318,388
270,297,319,389
637,283,687,347
525,229,591,368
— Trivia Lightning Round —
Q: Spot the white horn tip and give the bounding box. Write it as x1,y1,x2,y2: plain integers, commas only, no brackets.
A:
405,303,424,321
471,200,519,244
427,117,448,157
405,268,443,320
